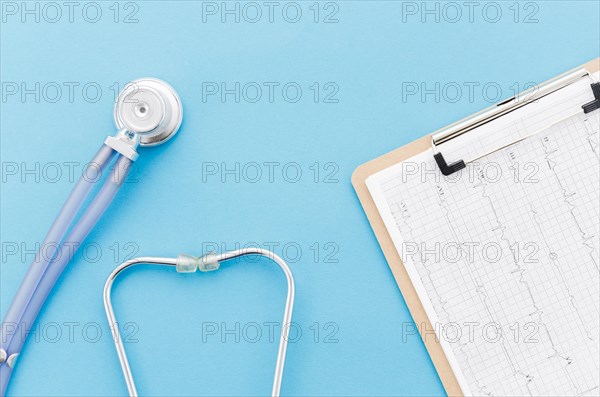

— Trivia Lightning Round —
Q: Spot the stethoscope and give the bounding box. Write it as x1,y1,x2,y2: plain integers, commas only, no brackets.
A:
0,79,296,397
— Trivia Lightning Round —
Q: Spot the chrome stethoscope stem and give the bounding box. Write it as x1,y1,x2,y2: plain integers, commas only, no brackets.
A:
103,249,296,397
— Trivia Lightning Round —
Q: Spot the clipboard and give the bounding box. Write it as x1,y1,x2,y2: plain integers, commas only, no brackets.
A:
351,58,600,396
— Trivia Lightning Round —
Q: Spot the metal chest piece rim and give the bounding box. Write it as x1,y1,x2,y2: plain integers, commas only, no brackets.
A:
114,78,183,147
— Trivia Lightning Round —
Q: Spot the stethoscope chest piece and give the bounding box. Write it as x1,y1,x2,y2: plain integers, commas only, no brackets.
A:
114,78,183,146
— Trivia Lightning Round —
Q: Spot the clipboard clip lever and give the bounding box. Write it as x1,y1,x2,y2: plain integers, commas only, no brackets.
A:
582,82,600,114
433,153,465,176
431,68,596,176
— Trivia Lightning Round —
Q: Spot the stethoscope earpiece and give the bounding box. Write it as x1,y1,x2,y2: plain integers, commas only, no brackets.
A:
114,78,183,147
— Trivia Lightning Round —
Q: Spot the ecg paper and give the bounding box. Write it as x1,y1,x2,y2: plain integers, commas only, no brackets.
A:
367,75,600,396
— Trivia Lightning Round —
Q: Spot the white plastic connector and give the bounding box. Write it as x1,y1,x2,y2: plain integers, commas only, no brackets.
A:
176,253,220,273
176,254,198,273
104,128,140,161
199,253,220,272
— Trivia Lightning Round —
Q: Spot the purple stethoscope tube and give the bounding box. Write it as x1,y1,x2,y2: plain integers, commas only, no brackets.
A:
0,78,182,396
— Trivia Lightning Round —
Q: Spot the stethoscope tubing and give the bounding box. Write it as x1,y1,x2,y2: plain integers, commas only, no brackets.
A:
104,248,295,397
0,145,115,352
1,77,183,396
0,147,133,396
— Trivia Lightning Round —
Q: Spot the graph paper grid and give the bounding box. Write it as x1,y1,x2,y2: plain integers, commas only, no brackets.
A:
367,102,599,394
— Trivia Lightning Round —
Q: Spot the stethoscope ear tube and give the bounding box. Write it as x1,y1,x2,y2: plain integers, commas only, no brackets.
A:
104,249,296,397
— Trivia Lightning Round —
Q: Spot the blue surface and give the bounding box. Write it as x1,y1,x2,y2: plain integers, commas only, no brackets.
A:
1,1,599,395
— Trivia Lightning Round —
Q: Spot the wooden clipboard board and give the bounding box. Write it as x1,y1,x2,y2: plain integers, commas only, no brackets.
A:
351,58,600,396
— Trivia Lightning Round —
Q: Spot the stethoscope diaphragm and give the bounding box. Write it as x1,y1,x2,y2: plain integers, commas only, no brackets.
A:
114,78,183,146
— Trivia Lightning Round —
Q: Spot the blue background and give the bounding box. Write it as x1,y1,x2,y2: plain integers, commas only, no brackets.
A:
1,1,599,395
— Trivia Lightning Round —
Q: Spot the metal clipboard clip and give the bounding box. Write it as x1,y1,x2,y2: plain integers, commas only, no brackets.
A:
431,68,600,176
